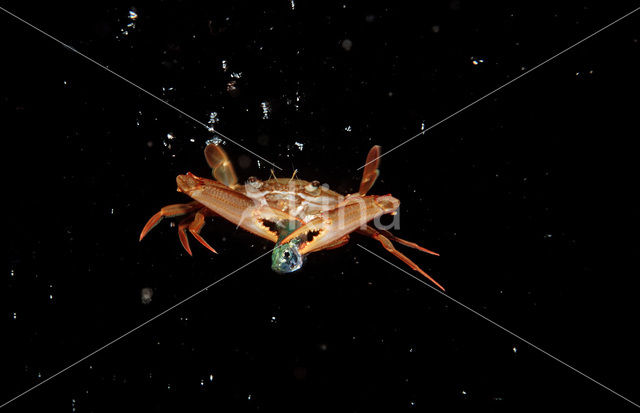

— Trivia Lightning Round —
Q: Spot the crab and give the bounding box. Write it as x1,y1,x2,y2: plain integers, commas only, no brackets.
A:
140,143,444,290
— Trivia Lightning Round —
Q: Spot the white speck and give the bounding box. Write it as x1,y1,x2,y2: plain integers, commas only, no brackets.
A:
200,379,204,387
513,346,517,353
344,125,352,132
10,269,15,278
167,133,175,140
290,0,295,10
49,294,54,301
247,393,252,400
462,390,467,395
260,101,271,119
471,57,484,65
409,400,416,407
544,233,553,239
294,142,304,151
230,72,242,79
221,60,228,71
189,138,195,143
141,288,153,304
128,9,138,20
420,121,426,131
110,208,114,215
208,112,219,126
12,312,17,320
209,374,214,382
167,384,171,390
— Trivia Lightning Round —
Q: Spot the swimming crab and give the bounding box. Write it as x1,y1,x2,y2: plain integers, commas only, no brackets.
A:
140,143,444,290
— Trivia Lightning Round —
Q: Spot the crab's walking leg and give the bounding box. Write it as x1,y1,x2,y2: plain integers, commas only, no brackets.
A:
358,226,445,291
321,235,350,251
375,228,439,256
178,215,195,256
139,201,201,241
188,210,218,254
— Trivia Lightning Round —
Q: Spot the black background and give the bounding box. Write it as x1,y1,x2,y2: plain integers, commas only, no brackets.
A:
2,1,639,411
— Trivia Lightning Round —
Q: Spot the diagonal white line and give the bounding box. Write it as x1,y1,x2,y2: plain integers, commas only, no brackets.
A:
0,6,283,171
0,248,273,409
356,243,640,409
358,5,640,171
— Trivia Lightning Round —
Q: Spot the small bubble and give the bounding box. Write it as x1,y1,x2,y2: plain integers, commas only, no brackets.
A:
260,101,271,119
431,25,440,33
341,39,353,51
206,136,223,146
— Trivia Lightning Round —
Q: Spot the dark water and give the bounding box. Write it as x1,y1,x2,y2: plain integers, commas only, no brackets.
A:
2,1,640,411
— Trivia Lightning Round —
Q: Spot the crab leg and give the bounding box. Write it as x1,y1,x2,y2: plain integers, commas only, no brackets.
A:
139,201,201,241
358,226,445,291
374,228,439,256
188,210,218,254
279,194,400,254
321,235,350,251
177,215,195,256
176,173,281,243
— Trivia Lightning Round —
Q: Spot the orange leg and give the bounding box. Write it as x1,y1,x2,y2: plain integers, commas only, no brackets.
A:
139,201,201,241
376,229,439,256
358,226,445,291
188,210,217,254
178,215,195,255
321,235,350,251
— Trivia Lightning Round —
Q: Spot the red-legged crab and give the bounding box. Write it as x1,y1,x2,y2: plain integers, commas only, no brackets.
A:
140,143,444,290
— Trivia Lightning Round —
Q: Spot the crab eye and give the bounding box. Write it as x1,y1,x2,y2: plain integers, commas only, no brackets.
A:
305,180,321,193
